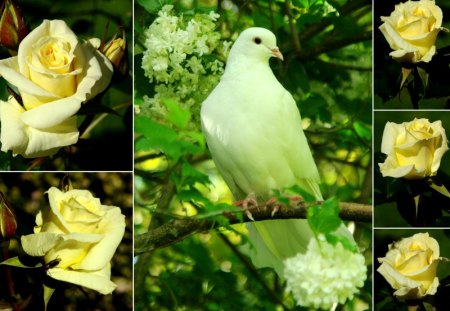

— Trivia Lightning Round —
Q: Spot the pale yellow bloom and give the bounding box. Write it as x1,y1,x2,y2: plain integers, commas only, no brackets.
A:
379,118,449,179
0,20,113,157
379,0,443,63
378,233,442,300
21,187,125,294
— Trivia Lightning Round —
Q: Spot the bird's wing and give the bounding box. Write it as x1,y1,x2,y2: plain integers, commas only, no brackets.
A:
202,79,321,201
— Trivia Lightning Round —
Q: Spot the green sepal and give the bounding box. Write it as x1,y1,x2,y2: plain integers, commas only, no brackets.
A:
417,67,429,90
400,67,412,90
0,256,42,268
428,177,450,198
43,284,55,311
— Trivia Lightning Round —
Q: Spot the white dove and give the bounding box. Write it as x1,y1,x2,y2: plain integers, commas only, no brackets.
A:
200,27,322,276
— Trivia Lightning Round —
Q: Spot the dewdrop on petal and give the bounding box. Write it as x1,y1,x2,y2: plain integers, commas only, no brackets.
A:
283,235,366,309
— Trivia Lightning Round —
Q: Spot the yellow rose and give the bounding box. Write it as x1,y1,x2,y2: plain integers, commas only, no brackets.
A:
377,233,441,300
21,187,125,294
379,0,443,63
378,118,449,179
0,19,113,157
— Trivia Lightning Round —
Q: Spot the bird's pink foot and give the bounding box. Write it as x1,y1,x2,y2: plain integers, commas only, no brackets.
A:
265,197,281,217
235,193,258,221
288,195,304,206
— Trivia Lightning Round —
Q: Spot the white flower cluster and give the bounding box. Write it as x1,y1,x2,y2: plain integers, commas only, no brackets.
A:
139,5,228,127
283,235,367,309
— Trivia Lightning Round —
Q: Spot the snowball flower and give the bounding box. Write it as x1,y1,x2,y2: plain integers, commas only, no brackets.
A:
139,5,226,128
284,235,367,309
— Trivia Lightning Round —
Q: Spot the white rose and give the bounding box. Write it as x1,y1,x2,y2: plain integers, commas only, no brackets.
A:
21,187,125,294
379,0,443,63
378,233,441,300
0,19,113,158
379,118,449,179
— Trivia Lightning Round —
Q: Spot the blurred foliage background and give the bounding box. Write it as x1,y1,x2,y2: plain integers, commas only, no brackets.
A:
0,0,133,171
134,0,372,310
0,172,133,311
374,229,450,311
374,111,450,227
374,1,450,109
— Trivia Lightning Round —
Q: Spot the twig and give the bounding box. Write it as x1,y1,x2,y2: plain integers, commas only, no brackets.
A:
284,0,301,54
299,31,371,59
134,201,372,254
218,233,289,311
80,102,130,139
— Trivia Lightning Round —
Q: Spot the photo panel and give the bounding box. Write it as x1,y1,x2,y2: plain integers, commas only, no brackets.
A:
374,1,450,109
134,0,372,310
374,110,450,227
0,0,133,171
374,228,450,311
0,172,132,310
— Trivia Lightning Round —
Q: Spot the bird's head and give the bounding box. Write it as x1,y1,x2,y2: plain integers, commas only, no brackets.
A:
228,27,284,63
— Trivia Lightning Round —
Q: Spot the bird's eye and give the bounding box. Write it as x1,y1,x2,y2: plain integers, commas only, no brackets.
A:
253,37,262,45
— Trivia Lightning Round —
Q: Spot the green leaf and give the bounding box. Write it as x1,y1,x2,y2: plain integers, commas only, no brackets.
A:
325,233,358,253
286,185,316,202
0,256,42,268
136,0,173,13
162,99,191,129
353,120,371,143
307,197,342,235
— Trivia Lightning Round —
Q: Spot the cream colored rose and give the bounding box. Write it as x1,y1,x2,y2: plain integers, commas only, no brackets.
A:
0,19,113,158
379,0,443,63
377,233,441,300
378,118,449,179
21,187,125,295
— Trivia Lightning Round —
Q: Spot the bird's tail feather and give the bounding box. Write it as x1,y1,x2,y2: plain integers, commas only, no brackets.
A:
243,218,313,277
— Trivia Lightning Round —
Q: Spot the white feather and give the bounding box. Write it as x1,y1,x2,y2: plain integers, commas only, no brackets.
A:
201,27,322,276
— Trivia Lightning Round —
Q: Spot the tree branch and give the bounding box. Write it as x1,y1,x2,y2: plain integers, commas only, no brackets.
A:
135,201,372,255
299,0,371,42
299,31,372,59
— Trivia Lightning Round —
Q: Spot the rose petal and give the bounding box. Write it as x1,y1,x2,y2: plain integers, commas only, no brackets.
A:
74,42,113,102
21,232,61,257
74,208,125,270
377,262,423,299
0,57,56,99
381,122,404,155
44,232,103,269
0,98,28,155
20,97,82,129
379,159,415,178
22,118,78,158
48,263,116,295
17,20,78,77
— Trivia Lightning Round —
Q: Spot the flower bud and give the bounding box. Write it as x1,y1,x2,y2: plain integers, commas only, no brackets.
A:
0,191,17,239
101,29,128,77
0,0,28,50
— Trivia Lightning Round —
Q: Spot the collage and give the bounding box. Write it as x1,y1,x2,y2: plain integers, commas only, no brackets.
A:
0,0,449,310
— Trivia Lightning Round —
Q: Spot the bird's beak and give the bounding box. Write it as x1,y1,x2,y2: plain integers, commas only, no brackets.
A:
271,47,284,61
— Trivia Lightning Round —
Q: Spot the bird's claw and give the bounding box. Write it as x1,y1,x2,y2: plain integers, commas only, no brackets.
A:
264,197,280,217
235,193,258,221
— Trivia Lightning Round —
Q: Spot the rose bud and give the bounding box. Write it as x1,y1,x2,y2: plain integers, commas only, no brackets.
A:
0,191,17,239
0,0,28,51
101,29,128,77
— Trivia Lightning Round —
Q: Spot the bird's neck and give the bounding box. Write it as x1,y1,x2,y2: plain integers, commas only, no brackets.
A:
223,55,274,80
